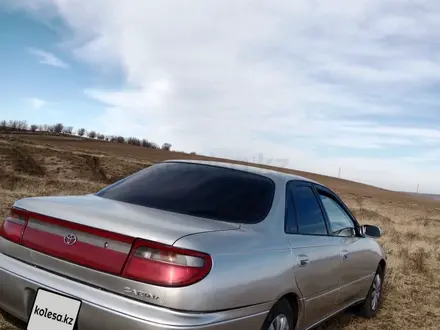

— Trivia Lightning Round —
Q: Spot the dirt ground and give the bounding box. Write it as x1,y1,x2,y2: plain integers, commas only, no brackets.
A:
1,133,439,329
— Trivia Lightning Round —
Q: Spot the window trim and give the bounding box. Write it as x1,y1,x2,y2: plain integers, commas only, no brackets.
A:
284,182,299,234
313,184,362,237
284,180,331,237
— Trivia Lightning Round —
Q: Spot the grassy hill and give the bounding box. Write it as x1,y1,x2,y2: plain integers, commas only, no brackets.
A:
0,133,440,329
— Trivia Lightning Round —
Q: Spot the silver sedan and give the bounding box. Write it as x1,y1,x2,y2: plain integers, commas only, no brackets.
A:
0,160,385,330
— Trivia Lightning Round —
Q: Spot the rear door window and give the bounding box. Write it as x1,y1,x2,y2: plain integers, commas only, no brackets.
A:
96,162,275,224
289,185,328,235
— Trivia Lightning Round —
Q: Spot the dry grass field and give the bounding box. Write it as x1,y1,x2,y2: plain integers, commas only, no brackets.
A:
1,133,440,329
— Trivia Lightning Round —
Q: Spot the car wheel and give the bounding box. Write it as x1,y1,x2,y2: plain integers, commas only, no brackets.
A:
261,298,294,330
356,265,384,319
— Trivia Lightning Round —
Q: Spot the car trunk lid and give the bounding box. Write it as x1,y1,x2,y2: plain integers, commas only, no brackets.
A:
7,194,239,275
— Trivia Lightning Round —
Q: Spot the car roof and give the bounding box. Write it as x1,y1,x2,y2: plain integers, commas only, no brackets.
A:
162,159,319,184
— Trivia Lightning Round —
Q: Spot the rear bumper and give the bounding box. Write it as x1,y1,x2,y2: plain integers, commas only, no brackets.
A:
0,252,268,330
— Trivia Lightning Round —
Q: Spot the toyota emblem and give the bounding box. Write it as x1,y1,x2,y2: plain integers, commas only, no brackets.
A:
64,234,77,246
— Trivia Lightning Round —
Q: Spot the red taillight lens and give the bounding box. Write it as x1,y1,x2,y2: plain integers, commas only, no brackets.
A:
122,239,212,287
0,208,28,244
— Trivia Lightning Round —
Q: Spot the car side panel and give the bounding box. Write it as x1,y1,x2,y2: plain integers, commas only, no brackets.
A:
337,237,383,306
173,229,303,311
288,235,342,329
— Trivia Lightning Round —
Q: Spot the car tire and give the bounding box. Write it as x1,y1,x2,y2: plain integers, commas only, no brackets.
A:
261,298,295,330
356,265,384,319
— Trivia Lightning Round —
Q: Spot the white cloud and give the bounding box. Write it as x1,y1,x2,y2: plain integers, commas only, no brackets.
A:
29,97,46,110
8,0,440,192
28,48,69,68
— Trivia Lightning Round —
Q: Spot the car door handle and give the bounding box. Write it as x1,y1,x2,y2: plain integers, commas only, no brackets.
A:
298,255,310,267
341,250,349,260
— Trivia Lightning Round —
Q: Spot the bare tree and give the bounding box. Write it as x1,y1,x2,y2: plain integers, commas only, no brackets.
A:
116,136,125,143
17,121,28,130
77,128,86,137
88,130,97,139
0,120,7,130
30,125,38,132
53,123,64,134
127,137,141,146
9,120,18,130
63,126,73,135
97,133,105,140
161,143,172,151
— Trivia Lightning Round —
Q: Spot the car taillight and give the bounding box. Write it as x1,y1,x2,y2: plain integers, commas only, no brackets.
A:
122,239,212,287
0,208,28,244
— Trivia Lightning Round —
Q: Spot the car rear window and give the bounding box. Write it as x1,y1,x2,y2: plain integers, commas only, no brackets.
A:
96,162,275,224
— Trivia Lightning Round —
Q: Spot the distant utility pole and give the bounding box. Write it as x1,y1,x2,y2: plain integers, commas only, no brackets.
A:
417,184,420,193
338,167,341,178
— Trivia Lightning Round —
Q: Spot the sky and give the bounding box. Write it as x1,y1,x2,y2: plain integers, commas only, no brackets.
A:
2,0,440,193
